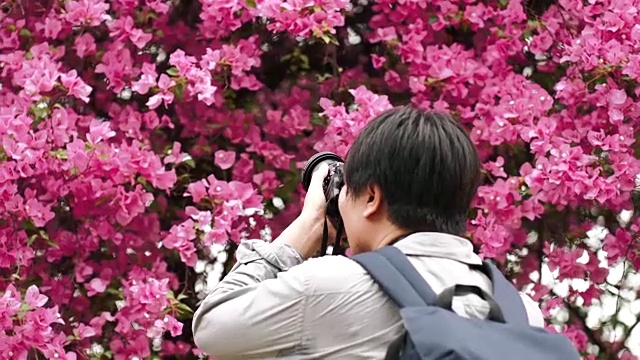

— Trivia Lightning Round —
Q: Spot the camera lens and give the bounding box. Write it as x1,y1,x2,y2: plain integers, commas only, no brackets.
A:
301,152,344,191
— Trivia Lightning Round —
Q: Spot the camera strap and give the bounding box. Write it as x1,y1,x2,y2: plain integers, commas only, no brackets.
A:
334,219,345,255
320,218,329,255
320,216,345,256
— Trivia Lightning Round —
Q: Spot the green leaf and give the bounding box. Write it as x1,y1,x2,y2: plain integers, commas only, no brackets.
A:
106,287,123,297
29,101,51,125
246,0,257,8
137,175,148,185
183,158,196,168
43,231,59,249
95,194,116,207
166,67,180,76
17,302,30,319
148,199,161,213
172,82,185,100
310,113,325,126
49,149,68,160
425,77,440,86
176,302,193,315
173,302,193,320
320,34,338,45
20,219,37,232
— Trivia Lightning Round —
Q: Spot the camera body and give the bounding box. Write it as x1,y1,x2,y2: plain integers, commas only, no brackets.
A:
301,152,345,227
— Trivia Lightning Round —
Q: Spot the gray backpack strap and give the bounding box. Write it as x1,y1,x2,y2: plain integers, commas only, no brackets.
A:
475,261,529,326
354,246,530,326
352,246,437,360
351,246,437,308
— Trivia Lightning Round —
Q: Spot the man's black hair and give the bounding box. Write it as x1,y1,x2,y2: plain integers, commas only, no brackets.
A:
344,105,481,235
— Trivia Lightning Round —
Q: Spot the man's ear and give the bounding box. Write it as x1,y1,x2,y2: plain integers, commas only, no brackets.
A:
362,184,384,219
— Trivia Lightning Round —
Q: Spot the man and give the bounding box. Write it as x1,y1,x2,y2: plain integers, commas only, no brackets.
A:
192,106,545,359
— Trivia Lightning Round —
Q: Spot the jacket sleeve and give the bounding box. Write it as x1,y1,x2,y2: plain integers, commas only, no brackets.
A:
192,239,308,358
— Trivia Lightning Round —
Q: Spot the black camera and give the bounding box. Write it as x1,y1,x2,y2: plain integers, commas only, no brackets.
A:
301,152,345,255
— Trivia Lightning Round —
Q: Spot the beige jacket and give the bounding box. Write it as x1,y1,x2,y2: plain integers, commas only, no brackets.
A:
192,232,545,359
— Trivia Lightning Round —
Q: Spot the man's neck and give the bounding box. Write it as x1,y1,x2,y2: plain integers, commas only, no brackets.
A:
370,227,410,251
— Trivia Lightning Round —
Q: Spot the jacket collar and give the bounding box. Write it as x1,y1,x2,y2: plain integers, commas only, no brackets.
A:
392,232,482,265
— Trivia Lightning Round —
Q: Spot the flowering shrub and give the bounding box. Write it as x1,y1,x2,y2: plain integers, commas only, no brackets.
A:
1,0,640,358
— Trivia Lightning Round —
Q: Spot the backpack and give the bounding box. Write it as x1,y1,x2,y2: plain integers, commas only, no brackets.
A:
351,246,581,360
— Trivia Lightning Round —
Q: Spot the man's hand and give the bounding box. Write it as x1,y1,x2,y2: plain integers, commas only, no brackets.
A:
301,163,330,220
274,163,331,259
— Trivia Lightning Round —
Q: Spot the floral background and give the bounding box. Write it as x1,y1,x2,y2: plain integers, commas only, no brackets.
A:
1,0,639,358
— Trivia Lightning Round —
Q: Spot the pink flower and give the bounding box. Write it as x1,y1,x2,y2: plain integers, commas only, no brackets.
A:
186,180,209,203
94,47,135,93
202,228,227,246
36,16,64,39
214,149,236,170
86,119,116,145
609,88,628,107
563,325,589,352
64,0,111,26
371,54,386,69
25,285,49,307
147,74,176,109
60,70,92,103
108,16,152,49
74,33,97,58
132,63,158,95
483,157,508,178
75,323,97,339
232,153,255,182
86,277,109,296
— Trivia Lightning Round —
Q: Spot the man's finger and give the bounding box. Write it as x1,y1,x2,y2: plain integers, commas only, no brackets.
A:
309,163,329,190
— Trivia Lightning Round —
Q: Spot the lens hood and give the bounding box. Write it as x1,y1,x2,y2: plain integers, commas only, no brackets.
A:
301,151,343,190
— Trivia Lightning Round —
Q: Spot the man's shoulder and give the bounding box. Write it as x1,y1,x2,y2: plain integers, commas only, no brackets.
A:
286,255,376,294
291,255,368,278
